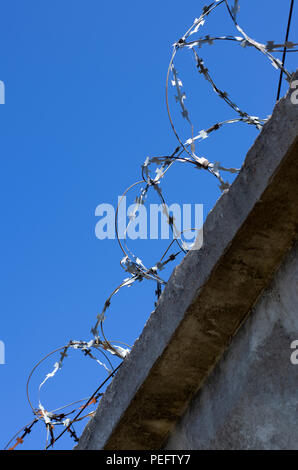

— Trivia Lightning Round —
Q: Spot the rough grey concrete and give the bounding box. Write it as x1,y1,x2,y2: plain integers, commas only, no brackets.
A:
76,73,298,450
165,241,298,450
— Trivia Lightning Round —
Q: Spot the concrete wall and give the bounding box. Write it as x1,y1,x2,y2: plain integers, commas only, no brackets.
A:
165,241,298,450
77,73,298,451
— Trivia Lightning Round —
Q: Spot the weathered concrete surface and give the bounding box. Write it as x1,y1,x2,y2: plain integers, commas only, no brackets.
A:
76,75,298,450
165,241,298,450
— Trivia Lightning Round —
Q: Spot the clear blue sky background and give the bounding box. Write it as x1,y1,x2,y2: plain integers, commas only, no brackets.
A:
0,0,297,450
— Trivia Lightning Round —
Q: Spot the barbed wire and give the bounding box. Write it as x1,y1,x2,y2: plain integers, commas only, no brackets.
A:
5,0,297,450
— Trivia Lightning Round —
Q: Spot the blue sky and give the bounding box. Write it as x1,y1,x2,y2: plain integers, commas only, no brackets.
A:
0,0,297,450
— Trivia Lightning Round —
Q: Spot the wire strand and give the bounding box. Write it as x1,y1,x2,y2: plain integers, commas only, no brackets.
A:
276,0,295,101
